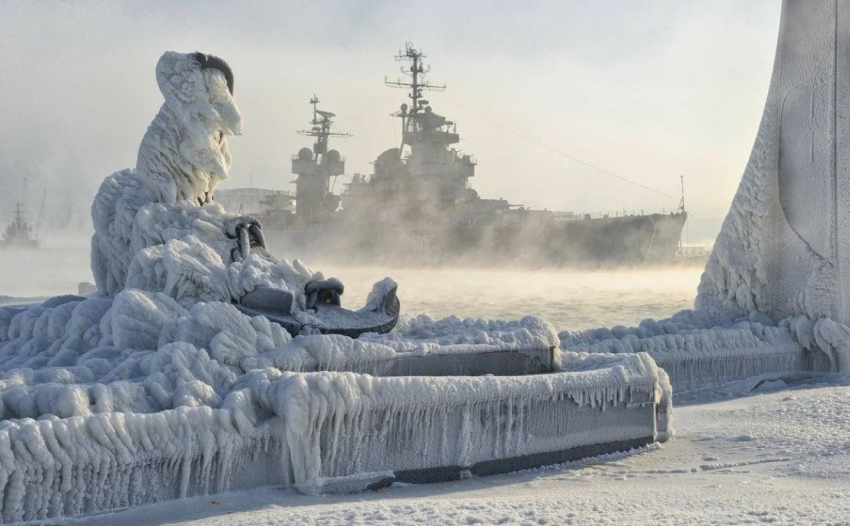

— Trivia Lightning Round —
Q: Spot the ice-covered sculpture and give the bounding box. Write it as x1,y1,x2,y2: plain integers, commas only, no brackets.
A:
88,51,399,336
91,51,245,296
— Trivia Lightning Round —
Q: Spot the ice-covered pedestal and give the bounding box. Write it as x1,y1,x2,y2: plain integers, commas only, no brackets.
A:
0,291,671,521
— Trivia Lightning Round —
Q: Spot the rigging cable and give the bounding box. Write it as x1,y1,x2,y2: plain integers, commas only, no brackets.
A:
440,97,679,200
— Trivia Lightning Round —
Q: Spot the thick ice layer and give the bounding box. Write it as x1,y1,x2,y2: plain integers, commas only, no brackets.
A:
4,48,670,521
250,314,559,374
87,51,328,317
93,51,243,298
555,1,850,391
0,290,561,419
92,166,323,310
680,0,850,381
33,13,850,516
0,286,669,520
0,348,669,521
560,308,820,392
696,1,850,324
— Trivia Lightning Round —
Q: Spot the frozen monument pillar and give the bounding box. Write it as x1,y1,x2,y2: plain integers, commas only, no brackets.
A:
698,0,850,325
561,0,850,388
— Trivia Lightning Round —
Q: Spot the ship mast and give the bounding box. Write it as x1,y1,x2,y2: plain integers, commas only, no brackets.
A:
385,44,446,149
297,95,351,157
291,96,350,224
14,202,24,228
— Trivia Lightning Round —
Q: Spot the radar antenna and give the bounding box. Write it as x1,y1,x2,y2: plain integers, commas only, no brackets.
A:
291,97,349,225
297,95,351,156
385,44,452,155
385,43,446,113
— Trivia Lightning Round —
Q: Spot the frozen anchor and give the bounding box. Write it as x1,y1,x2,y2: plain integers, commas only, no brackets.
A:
231,223,400,337
236,280,400,338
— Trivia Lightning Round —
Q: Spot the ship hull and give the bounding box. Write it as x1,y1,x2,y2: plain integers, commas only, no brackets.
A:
263,212,687,267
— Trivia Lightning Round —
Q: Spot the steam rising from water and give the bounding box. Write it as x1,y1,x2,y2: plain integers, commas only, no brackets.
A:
320,263,700,330
0,240,700,329
0,244,92,299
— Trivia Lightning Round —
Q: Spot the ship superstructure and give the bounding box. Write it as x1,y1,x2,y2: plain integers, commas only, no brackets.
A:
291,96,349,225
1,202,39,249
341,44,496,226
256,44,687,267
382,44,474,201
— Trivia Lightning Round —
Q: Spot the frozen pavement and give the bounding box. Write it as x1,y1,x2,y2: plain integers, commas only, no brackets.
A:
63,376,850,526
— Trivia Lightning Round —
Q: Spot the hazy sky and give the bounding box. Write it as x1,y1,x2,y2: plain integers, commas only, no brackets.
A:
0,0,782,241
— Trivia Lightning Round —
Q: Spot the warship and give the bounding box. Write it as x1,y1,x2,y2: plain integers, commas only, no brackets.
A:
246,44,687,267
0,202,38,249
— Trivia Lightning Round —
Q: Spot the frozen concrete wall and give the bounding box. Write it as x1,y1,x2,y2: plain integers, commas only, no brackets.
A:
698,0,850,324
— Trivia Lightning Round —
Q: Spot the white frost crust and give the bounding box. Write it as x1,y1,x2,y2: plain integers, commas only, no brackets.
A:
16,4,850,518
0,49,681,521
0,290,667,520
550,2,850,391
144,51,243,205
787,315,850,374
0,289,561,422
375,313,558,352
91,50,244,296
241,314,558,373
0,348,669,521
91,169,319,306
89,51,316,305
694,1,842,323
559,307,815,393
682,1,850,382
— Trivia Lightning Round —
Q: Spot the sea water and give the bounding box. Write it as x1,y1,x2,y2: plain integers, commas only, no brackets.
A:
0,240,700,330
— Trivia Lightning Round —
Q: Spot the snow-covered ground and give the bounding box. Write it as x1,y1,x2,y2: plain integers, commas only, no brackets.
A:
52,375,846,526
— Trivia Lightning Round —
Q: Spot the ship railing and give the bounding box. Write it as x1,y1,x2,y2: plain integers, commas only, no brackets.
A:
290,155,347,163
676,245,713,256
445,208,682,228
560,208,683,220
